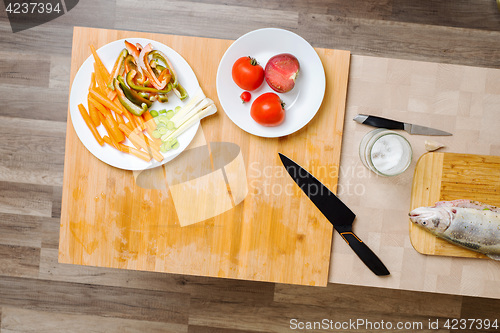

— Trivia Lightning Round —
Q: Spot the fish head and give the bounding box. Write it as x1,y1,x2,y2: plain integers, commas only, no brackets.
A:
409,206,457,233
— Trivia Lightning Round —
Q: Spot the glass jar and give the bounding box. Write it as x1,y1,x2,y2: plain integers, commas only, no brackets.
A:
359,129,412,176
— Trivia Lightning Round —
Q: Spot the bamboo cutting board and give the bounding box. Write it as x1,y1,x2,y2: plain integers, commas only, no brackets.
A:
59,27,351,286
410,152,500,259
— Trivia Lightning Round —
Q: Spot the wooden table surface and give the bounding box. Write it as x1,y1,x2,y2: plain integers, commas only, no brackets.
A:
1,0,500,331
59,27,350,286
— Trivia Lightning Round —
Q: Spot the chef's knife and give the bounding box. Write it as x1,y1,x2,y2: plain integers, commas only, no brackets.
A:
353,114,452,136
279,153,390,276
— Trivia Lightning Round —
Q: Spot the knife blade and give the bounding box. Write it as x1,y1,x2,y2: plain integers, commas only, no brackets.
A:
278,153,390,276
353,114,452,136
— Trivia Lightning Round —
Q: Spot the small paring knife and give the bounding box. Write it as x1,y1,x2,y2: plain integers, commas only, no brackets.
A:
353,114,452,136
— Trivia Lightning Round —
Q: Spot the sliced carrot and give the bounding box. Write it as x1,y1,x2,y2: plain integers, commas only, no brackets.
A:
139,112,161,149
143,133,161,151
108,52,123,83
89,72,96,90
104,136,152,162
129,116,157,149
122,145,152,162
99,113,122,149
142,112,154,135
134,114,145,131
93,62,117,101
143,121,160,145
78,104,104,146
118,123,142,150
105,118,125,143
92,70,98,90
89,88,123,114
89,44,110,83
102,135,120,151
92,61,117,102
111,97,128,114
121,108,136,127
142,110,153,122
142,111,156,131
142,111,156,132
87,96,101,127
107,89,117,101
115,112,125,126
103,135,149,163
93,62,110,97
88,96,112,118
102,113,125,143
125,119,134,131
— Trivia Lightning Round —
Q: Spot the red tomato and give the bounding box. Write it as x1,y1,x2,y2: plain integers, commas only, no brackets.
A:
232,56,264,91
240,91,251,103
250,92,285,126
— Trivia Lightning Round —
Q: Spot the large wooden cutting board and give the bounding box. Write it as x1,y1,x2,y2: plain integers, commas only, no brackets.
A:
59,27,351,286
410,152,500,259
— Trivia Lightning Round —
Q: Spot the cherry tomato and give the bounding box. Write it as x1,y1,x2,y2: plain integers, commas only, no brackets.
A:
232,56,264,91
240,91,251,103
250,92,285,127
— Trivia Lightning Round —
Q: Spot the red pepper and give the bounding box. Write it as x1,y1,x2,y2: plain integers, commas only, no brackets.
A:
124,40,146,84
124,40,140,59
138,43,168,90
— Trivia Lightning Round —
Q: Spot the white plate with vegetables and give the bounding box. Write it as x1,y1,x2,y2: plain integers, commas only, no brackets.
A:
216,28,326,138
69,38,214,171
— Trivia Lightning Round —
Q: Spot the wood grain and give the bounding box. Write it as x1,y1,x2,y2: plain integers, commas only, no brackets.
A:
0,116,65,186
0,213,43,248
190,0,500,31
58,27,350,286
0,307,186,333
0,53,49,87
0,182,53,217
0,245,40,278
410,152,500,259
297,14,500,69
274,283,462,318
115,0,298,39
0,275,190,324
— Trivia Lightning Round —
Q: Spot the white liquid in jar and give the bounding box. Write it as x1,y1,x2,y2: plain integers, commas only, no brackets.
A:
370,135,405,174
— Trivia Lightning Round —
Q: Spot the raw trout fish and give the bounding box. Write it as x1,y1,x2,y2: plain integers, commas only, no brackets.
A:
409,199,500,260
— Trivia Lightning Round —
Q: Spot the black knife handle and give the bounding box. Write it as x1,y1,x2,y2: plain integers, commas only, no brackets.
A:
362,115,404,130
338,230,390,276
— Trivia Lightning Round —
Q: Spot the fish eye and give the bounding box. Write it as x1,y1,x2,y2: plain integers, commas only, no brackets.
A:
422,221,427,225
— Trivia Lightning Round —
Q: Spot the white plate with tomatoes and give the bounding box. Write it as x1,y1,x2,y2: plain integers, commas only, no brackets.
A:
216,28,326,138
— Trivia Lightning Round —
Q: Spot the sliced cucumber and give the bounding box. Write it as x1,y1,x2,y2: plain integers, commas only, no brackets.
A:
166,110,175,119
163,138,179,150
152,129,162,139
157,115,169,124
157,126,168,135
